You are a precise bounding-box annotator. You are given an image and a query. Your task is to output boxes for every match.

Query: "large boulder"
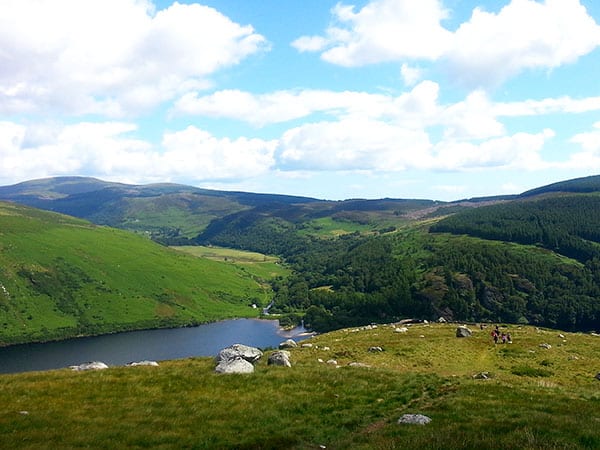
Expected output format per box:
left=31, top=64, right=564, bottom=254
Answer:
left=216, top=344, right=263, bottom=364
left=268, top=350, right=292, bottom=367
left=215, top=357, right=255, bottom=374
left=70, top=361, right=109, bottom=371
left=456, top=326, right=472, bottom=338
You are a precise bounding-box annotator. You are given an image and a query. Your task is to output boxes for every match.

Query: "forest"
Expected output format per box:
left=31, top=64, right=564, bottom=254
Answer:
left=195, top=203, right=600, bottom=332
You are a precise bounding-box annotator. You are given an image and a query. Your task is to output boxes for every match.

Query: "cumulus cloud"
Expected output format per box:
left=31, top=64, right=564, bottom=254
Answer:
left=292, top=0, right=451, bottom=66
left=294, top=0, right=600, bottom=87
left=0, top=121, right=276, bottom=185
left=0, top=0, right=267, bottom=117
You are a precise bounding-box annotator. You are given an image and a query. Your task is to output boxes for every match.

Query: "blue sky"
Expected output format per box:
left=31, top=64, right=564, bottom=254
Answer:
left=1, top=0, right=600, bottom=201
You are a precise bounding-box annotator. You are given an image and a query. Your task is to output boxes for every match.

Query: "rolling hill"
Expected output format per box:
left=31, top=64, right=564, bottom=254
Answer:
left=0, top=201, right=276, bottom=345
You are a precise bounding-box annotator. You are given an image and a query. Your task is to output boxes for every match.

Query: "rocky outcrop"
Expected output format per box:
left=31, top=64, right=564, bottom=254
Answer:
left=397, top=414, right=431, bottom=425
left=70, top=361, right=109, bottom=371
left=268, top=350, right=291, bottom=367
left=456, top=326, right=472, bottom=338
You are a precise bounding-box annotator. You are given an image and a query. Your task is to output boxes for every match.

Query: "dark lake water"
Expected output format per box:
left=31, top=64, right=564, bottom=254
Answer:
left=0, top=319, right=312, bottom=374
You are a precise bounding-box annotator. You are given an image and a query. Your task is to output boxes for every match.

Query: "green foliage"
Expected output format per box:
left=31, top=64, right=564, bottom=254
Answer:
left=0, top=202, right=266, bottom=345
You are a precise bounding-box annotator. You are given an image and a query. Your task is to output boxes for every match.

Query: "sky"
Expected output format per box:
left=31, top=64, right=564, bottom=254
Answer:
left=1, top=0, right=600, bottom=201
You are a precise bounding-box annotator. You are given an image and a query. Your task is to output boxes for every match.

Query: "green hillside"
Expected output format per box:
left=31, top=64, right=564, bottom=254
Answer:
left=0, top=202, right=273, bottom=345
left=0, top=323, right=598, bottom=449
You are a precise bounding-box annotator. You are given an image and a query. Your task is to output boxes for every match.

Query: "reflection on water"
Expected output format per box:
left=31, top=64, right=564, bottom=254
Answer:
left=0, top=319, right=312, bottom=374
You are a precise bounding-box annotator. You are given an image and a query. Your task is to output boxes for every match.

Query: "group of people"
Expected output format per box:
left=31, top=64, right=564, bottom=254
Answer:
left=490, top=325, right=511, bottom=344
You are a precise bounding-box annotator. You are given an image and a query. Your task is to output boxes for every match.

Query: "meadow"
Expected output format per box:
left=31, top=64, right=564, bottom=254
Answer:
left=1, top=323, right=598, bottom=449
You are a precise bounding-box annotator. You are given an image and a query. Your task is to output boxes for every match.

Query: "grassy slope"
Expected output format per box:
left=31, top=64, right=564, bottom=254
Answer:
left=0, top=202, right=272, bottom=345
left=0, top=323, right=598, bottom=449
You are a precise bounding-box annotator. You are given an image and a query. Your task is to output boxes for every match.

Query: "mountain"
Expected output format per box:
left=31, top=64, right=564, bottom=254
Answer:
left=0, top=177, right=444, bottom=242
left=0, top=201, right=273, bottom=345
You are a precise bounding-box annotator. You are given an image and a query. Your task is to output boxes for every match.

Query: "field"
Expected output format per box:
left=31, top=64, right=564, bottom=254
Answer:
left=1, top=323, right=598, bottom=449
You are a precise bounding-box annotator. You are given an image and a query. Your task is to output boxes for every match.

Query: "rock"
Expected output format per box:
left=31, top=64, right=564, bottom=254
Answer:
left=397, top=414, right=432, bottom=425
left=437, top=317, right=447, bottom=323
left=539, top=343, right=552, bottom=349
left=558, top=334, right=565, bottom=339
left=279, top=339, right=298, bottom=349
left=70, top=361, right=109, bottom=371
left=595, top=373, right=600, bottom=381
left=215, top=357, right=254, bottom=374
left=456, top=326, right=472, bottom=338
left=216, top=344, right=263, bottom=364
left=368, top=346, right=384, bottom=352
left=348, top=362, right=371, bottom=368
left=326, top=359, right=338, bottom=365
left=472, top=371, right=490, bottom=380
left=268, top=350, right=291, bottom=367
left=127, top=360, right=159, bottom=367
left=394, top=327, right=408, bottom=333
left=301, top=343, right=313, bottom=348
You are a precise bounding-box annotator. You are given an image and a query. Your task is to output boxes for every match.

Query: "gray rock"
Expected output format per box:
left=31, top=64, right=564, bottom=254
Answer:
left=70, top=361, right=109, bottom=371
left=268, top=350, right=291, bottom=367
left=456, top=326, right=472, bottom=338
left=348, top=362, right=371, bottom=368
left=472, top=371, right=490, bottom=380
left=437, top=317, right=447, bottom=323
left=539, top=343, right=552, bottom=349
left=398, top=414, right=432, bottom=425
left=279, top=339, right=298, bottom=349
left=215, top=357, right=255, bottom=374
left=368, top=346, right=384, bottom=352
left=216, top=344, right=263, bottom=364
left=127, top=360, right=159, bottom=367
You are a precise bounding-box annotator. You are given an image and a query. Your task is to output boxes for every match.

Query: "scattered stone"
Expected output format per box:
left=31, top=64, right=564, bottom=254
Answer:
left=326, top=359, right=338, bottom=365
left=348, top=362, right=371, bottom=368
left=317, top=358, right=324, bottom=363
left=215, top=357, right=254, bottom=374
left=127, top=360, right=159, bottom=367
left=397, top=414, right=432, bottom=425
left=568, top=355, right=580, bottom=361
left=419, top=335, right=425, bottom=338
left=394, top=327, right=408, bottom=333
left=279, top=339, right=298, bottom=349
left=558, top=334, right=565, bottom=339
left=539, top=343, right=552, bottom=349
left=18, top=411, right=29, bottom=415
left=437, top=317, right=447, bottom=323
left=456, top=326, right=472, bottom=338
left=301, top=343, right=313, bottom=348
left=70, top=361, right=109, bottom=371
left=268, top=350, right=291, bottom=367
left=322, top=346, right=330, bottom=351
left=472, top=371, right=491, bottom=380
left=368, top=346, right=384, bottom=352
left=216, top=344, right=263, bottom=364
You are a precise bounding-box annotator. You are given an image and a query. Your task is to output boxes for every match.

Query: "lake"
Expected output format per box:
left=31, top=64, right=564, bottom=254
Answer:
left=0, top=319, right=312, bottom=374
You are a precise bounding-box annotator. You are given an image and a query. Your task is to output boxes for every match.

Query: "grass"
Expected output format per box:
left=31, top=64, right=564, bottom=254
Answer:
left=0, top=323, right=598, bottom=449
left=0, top=202, right=271, bottom=345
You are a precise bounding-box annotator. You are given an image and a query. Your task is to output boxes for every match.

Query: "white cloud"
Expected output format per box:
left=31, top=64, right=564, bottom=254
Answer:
left=294, top=0, right=600, bottom=87
left=400, top=64, right=423, bottom=86
left=447, top=0, right=600, bottom=87
left=433, top=129, right=554, bottom=171
left=494, top=95, right=600, bottom=116
left=0, top=0, right=267, bottom=117
left=291, top=0, right=451, bottom=66
left=175, top=81, right=441, bottom=127
left=277, top=118, right=433, bottom=171
left=0, top=121, right=276, bottom=185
